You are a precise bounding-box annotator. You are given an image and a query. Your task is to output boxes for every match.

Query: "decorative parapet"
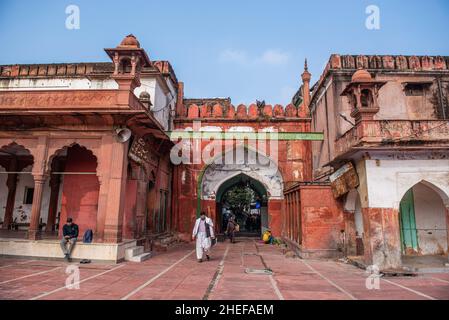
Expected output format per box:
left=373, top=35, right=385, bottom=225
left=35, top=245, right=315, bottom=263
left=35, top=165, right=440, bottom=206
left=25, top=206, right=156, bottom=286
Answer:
left=312, top=55, right=449, bottom=106
left=0, top=89, right=145, bottom=111
left=335, top=119, right=449, bottom=157
left=182, top=102, right=310, bottom=120
left=329, top=55, right=448, bottom=72
left=0, top=61, right=178, bottom=86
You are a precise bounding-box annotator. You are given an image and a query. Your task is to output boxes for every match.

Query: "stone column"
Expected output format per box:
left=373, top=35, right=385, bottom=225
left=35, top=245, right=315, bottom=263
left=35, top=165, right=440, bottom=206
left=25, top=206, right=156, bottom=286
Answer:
left=135, top=178, right=148, bottom=238
left=103, top=140, right=129, bottom=243
left=362, top=207, right=402, bottom=270
left=445, top=206, right=449, bottom=265
left=95, top=135, right=113, bottom=242
left=3, top=158, right=18, bottom=229
left=28, top=136, right=49, bottom=240
left=46, top=173, right=60, bottom=231
left=268, top=199, right=282, bottom=237
left=28, top=174, right=47, bottom=240
left=3, top=174, right=18, bottom=230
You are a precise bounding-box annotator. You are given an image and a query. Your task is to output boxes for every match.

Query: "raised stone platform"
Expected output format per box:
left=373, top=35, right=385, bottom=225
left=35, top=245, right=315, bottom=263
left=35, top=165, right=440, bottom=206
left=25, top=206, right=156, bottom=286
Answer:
left=0, top=238, right=138, bottom=263
left=283, top=237, right=342, bottom=259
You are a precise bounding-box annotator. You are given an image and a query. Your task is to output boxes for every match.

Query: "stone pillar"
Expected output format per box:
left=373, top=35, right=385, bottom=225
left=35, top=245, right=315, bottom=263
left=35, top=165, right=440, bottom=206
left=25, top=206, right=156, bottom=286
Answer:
left=445, top=206, right=449, bottom=264
left=135, top=178, right=148, bottom=238
left=46, top=173, right=60, bottom=231
left=362, top=207, right=402, bottom=270
left=102, top=140, right=129, bottom=243
left=28, top=174, right=47, bottom=240
left=28, top=136, right=48, bottom=240
left=268, top=199, right=282, bottom=237
left=3, top=158, right=18, bottom=229
left=3, top=172, right=18, bottom=230
left=95, top=136, right=113, bottom=242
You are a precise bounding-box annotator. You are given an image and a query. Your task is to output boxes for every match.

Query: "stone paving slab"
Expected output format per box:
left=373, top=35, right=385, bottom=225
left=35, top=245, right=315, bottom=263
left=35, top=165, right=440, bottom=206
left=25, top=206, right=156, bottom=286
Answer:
left=0, top=239, right=448, bottom=300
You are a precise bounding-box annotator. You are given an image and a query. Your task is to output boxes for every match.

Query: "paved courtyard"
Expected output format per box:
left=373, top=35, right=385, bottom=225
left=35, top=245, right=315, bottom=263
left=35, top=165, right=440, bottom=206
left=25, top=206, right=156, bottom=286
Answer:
left=0, top=238, right=448, bottom=300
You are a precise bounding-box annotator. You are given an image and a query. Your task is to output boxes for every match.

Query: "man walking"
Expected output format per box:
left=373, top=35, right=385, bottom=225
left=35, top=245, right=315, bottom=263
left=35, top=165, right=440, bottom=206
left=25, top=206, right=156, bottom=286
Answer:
left=60, top=217, right=79, bottom=262
left=192, top=212, right=215, bottom=263
left=226, top=215, right=238, bottom=243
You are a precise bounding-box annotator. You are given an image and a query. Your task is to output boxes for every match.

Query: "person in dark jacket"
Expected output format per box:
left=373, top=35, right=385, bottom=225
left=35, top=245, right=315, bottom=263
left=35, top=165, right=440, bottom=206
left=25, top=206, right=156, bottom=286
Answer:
left=226, top=216, right=237, bottom=244
left=60, top=218, right=79, bottom=262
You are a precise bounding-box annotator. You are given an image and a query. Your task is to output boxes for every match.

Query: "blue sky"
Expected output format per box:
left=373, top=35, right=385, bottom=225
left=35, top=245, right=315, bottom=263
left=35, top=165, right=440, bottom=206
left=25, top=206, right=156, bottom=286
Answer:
left=0, top=0, right=448, bottom=105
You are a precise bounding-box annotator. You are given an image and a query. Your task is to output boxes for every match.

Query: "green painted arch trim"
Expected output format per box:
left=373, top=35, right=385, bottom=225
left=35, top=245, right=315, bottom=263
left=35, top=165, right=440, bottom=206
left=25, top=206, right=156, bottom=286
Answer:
left=169, top=131, right=324, bottom=141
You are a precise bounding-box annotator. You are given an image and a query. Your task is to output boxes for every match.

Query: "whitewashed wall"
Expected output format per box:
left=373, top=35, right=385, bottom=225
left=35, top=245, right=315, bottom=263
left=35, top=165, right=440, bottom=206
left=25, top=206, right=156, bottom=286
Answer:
left=413, top=183, right=448, bottom=254
left=0, top=75, right=177, bottom=131
left=0, top=165, right=53, bottom=227
left=364, top=159, right=449, bottom=209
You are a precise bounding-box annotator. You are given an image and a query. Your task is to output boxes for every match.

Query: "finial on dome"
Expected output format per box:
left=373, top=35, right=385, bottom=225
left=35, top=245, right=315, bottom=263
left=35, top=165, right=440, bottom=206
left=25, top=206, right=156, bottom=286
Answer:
left=304, top=58, right=308, bottom=71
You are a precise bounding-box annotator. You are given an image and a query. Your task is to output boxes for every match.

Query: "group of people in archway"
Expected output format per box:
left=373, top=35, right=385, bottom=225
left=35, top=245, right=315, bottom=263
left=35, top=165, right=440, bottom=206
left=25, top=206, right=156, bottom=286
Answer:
left=222, top=210, right=261, bottom=235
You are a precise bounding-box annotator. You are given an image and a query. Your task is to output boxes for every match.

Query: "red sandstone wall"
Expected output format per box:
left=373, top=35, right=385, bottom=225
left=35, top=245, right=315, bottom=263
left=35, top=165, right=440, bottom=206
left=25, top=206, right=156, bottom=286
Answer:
left=172, top=103, right=312, bottom=240
left=299, top=185, right=345, bottom=256
left=122, top=179, right=137, bottom=239
left=268, top=200, right=282, bottom=237
left=146, top=153, right=172, bottom=234
left=183, top=103, right=309, bottom=119
left=59, top=145, right=99, bottom=239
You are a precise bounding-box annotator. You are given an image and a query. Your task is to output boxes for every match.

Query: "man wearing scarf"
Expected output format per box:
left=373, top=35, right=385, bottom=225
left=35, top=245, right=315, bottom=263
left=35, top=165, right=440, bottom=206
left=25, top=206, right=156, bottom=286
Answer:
left=192, top=211, right=215, bottom=262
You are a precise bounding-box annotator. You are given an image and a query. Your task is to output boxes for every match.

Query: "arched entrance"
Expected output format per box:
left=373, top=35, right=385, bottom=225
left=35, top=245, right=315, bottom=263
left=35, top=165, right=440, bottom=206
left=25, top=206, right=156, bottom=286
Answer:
left=0, top=143, right=34, bottom=236
left=47, top=144, right=99, bottom=238
left=200, top=146, right=284, bottom=236
left=399, top=181, right=449, bottom=260
left=216, top=173, right=268, bottom=236
left=344, top=189, right=364, bottom=256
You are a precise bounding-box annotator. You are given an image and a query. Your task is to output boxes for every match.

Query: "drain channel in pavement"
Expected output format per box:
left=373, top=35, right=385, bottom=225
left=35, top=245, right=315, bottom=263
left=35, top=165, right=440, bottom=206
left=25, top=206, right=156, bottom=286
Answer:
left=245, top=268, right=273, bottom=275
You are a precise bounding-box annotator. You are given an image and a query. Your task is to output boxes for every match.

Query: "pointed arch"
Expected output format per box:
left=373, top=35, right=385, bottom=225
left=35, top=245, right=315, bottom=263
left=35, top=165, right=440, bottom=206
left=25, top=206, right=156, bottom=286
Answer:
left=399, top=179, right=449, bottom=207
left=196, top=144, right=283, bottom=217
left=46, top=142, right=99, bottom=175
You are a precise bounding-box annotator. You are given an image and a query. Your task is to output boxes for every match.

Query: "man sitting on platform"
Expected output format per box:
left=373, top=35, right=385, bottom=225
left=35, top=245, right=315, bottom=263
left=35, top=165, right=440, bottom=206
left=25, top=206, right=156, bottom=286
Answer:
left=60, top=218, right=79, bottom=262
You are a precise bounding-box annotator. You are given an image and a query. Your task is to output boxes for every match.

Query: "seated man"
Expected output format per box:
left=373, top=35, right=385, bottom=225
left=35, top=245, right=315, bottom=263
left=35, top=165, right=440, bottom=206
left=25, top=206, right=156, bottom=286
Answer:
left=60, top=218, right=79, bottom=262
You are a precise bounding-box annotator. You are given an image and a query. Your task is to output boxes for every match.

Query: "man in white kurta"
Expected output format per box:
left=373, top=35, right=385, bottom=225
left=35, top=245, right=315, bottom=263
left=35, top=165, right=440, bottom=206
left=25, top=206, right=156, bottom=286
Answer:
left=192, top=212, right=215, bottom=262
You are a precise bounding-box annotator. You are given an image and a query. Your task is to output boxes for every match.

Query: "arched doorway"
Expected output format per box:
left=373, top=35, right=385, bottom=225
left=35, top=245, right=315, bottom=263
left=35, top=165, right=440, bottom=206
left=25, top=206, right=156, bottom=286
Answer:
left=0, top=143, right=34, bottom=236
left=354, top=194, right=364, bottom=256
left=344, top=189, right=364, bottom=257
left=47, top=144, right=99, bottom=238
left=200, top=146, right=284, bottom=236
left=216, top=173, right=268, bottom=237
left=399, top=181, right=449, bottom=261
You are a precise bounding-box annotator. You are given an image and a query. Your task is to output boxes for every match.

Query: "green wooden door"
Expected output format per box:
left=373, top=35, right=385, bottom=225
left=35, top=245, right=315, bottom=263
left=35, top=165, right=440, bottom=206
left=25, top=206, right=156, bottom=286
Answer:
left=399, top=189, right=419, bottom=253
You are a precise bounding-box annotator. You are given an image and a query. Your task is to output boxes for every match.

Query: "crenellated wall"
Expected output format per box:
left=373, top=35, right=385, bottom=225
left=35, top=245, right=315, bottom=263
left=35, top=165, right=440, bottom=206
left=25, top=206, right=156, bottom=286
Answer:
left=315, top=54, right=449, bottom=90
left=181, top=102, right=310, bottom=120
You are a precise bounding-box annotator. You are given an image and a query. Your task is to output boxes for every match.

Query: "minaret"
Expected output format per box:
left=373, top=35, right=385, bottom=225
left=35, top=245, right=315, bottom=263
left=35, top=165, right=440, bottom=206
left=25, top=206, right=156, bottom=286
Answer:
left=301, top=59, right=311, bottom=115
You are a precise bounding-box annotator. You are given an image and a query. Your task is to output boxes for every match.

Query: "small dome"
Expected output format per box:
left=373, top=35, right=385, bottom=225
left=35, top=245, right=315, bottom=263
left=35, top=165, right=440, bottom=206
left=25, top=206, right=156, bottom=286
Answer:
left=139, top=91, right=150, bottom=99
left=119, top=34, right=140, bottom=48
left=351, top=68, right=372, bottom=82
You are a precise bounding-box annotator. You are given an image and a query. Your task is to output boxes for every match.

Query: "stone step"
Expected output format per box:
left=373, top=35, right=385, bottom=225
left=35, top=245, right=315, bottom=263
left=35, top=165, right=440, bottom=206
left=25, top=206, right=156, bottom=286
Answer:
left=127, top=252, right=152, bottom=263
left=124, top=246, right=144, bottom=261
